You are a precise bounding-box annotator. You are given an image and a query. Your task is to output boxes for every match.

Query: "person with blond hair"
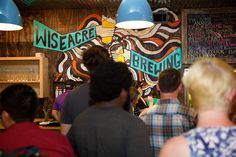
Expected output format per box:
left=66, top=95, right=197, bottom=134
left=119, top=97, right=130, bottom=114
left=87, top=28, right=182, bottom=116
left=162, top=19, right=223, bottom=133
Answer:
left=160, top=58, right=236, bottom=157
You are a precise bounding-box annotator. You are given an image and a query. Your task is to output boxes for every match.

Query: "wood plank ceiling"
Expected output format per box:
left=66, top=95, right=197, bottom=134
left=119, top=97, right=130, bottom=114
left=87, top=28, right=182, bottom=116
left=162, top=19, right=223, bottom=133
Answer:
left=14, top=0, right=236, bottom=13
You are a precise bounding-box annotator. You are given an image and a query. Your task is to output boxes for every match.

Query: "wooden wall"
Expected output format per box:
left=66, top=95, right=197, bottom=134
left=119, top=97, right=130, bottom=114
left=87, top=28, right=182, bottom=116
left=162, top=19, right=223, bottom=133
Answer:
left=1, top=6, right=235, bottom=120
left=0, top=8, right=116, bottom=99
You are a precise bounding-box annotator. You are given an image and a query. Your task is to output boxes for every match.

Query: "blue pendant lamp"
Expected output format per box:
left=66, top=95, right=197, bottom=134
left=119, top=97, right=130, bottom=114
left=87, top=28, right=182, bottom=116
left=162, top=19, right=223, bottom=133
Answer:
left=0, top=0, right=23, bottom=31
left=116, top=0, right=154, bottom=29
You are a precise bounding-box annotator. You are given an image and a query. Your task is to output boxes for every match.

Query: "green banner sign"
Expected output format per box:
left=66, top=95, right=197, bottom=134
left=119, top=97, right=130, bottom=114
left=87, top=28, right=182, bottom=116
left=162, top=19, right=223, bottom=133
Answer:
left=33, top=20, right=97, bottom=52
left=130, top=48, right=182, bottom=77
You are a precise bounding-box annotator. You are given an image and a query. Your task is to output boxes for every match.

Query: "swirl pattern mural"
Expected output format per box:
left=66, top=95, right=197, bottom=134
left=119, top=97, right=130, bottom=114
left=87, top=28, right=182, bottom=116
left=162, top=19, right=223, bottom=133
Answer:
left=54, top=8, right=182, bottom=97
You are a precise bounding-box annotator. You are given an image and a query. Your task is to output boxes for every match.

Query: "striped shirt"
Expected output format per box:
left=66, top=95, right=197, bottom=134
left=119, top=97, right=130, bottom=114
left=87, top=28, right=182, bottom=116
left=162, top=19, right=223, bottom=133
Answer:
left=139, top=99, right=196, bottom=157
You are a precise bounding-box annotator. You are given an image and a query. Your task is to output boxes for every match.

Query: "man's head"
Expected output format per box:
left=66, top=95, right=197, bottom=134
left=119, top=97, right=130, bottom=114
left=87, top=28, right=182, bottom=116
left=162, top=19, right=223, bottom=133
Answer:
left=183, top=58, right=236, bottom=112
left=158, top=68, right=182, bottom=93
left=90, top=61, right=132, bottom=110
left=65, top=79, right=76, bottom=91
left=82, top=45, right=110, bottom=74
left=0, top=84, right=39, bottom=126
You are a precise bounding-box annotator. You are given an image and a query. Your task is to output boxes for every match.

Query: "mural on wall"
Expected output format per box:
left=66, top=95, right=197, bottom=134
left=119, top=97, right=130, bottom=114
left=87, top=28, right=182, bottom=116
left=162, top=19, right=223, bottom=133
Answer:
left=109, top=8, right=181, bottom=96
left=33, top=8, right=181, bottom=97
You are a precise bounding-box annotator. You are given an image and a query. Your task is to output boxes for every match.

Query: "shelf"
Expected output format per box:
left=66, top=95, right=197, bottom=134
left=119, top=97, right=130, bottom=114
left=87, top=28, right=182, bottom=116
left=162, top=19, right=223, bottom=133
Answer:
left=0, top=81, right=40, bottom=84
left=0, top=56, right=49, bottom=98
left=0, top=57, right=44, bottom=61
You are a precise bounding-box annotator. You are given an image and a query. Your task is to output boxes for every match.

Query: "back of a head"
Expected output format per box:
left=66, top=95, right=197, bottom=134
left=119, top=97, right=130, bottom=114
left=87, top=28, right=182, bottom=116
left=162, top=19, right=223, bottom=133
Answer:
left=82, top=45, right=110, bottom=73
left=65, top=79, right=76, bottom=90
left=158, top=68, right=181, bottom=93
left=0, top=84, right=39, bottom=122
left=90, top=61, right=132, bottom=103
left=183, top=58, right=236, bottom=112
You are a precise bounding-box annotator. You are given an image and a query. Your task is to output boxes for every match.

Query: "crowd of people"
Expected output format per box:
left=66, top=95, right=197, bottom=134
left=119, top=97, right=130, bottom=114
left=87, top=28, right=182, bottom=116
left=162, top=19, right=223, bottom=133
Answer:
left=0, top=45, right=236, bottom=157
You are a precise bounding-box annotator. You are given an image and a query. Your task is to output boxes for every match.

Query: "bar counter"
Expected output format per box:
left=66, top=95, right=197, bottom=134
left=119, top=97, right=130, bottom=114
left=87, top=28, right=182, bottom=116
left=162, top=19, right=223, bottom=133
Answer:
left=0, top=118, right=60, bottom=132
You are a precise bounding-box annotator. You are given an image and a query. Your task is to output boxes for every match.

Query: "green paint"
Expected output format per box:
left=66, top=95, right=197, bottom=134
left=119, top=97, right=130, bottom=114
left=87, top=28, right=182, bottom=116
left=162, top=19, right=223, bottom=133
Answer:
left=146, top=98, right=158, bottom=106
left=22, top=0, right=34, bottom=6
left=130, top=48, right=182, bottom=77
left=33, top=20, right=97, bottom=52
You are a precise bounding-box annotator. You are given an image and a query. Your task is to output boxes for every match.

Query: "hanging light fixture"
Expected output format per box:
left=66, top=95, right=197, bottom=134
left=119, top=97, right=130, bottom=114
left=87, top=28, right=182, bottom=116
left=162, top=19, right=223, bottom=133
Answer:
left=0, top=0, right=23, bottom=31
left=116, top=0, right=154, bottom=29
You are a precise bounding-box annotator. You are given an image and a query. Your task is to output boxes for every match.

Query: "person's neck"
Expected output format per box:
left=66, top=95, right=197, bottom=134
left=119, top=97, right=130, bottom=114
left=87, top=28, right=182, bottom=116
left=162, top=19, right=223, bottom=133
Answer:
left=95, top=99, right=122, bottom=108
left=160, top=93, right=178, bottom=100
left=197, top=110, right=234, bottom=128
left=3, top=119, right=15, bottom=129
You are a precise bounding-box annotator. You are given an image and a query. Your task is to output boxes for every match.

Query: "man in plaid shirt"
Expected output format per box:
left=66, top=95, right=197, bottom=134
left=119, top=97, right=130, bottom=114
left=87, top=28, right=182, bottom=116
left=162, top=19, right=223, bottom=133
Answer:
left=139, top=68, right=196, bottom=157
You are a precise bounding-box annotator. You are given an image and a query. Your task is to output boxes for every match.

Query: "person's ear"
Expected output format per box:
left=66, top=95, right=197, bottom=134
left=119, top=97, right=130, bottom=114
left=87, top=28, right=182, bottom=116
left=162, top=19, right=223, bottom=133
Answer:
left=177, top=83, right=183, bottom=92
left=2, top=110, right=10, bottom=120
left=119, top=89, right=129, bottom=110
left=1, top=110, right=14, bottom=128
left=156, top=84, right=160, bottom=91
left=120, top=89, right=127, bottom=99
left=227, top=89, right=236, bottom=104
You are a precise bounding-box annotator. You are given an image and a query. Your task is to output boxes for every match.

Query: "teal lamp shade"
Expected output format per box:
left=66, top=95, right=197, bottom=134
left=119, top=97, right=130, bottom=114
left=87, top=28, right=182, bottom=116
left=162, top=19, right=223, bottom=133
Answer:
left=116, top=0, right=154, bottom=29
left=0, top=0, right=23, bottom=31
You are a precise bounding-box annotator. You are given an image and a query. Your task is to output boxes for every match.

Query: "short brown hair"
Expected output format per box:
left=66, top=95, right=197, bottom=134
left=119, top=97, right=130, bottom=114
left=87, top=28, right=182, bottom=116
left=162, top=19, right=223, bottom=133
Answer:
left=158, top=68, right=181, bottom=93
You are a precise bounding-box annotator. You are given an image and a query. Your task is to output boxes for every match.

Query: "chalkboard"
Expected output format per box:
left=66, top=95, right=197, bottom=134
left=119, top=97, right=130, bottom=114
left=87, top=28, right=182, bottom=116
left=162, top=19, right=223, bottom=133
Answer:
left=182, top=8, right=236, bottom=63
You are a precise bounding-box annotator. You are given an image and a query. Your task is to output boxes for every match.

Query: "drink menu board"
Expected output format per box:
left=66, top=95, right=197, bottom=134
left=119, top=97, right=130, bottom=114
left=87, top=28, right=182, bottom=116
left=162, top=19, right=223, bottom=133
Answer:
left=182, top=8, right=236, bottom=63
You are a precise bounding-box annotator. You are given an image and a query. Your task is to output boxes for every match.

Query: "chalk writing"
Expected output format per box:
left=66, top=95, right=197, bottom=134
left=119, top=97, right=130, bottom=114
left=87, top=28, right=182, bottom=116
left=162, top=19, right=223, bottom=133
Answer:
left=185, top=11, right=236, bottom=62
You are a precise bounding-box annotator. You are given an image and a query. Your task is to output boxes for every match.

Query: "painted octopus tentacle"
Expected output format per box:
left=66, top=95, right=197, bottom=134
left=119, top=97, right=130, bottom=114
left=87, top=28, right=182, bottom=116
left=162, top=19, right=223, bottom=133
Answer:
left=58, top=53, right=68, bottom=73
left=128, top=36, right=180, bottom=55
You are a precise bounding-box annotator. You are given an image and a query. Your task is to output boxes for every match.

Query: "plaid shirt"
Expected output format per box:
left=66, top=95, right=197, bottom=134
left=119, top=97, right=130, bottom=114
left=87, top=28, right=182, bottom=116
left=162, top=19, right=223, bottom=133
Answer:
left=139, top=99, right=196, bottom=157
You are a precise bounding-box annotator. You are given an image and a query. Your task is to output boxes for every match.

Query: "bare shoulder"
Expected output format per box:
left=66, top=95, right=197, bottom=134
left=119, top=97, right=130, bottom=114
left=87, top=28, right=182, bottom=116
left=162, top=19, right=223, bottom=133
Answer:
left=159, top=136, right=190, bottom=157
